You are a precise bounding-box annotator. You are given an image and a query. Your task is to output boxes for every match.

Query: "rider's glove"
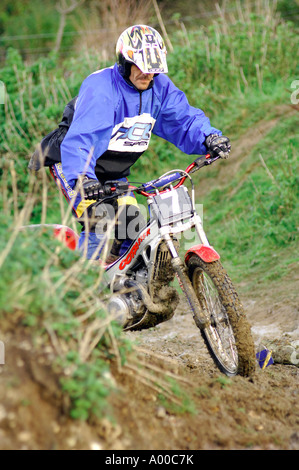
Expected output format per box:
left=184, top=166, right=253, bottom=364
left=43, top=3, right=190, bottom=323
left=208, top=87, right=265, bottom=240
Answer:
left=81, top=177, right=104, bottom=200
left=205, top=134, right=231, bottom=159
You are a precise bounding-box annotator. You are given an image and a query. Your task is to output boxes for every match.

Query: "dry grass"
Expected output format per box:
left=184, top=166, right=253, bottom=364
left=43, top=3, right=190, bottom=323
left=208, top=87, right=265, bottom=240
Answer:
left=71, top=0, right=153, bottom=62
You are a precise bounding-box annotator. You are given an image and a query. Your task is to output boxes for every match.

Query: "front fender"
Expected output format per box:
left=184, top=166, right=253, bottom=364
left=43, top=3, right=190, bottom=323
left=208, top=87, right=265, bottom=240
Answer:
left=185, top=244, right=220, bottom=264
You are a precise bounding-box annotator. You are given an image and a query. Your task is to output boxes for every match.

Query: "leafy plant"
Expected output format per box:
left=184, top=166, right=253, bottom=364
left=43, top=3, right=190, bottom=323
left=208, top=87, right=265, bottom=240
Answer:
left=0, top=176, right=129, bottom=421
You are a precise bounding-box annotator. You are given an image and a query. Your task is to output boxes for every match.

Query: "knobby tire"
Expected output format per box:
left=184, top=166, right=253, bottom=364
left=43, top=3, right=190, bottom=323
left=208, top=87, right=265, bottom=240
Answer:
left=186, top=255, right=256, bottom=377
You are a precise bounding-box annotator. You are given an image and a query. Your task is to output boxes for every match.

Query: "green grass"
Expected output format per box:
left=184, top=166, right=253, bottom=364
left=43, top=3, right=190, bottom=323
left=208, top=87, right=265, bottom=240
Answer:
left=158, top=377, right=198, bottom=415
left=200, top=115, right=299, bottom=288
left=0, top=204, right=128, bottom=420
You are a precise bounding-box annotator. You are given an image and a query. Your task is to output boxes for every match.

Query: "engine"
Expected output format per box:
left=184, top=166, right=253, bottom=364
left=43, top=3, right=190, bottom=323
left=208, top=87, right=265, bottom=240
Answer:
left=107, top=270, right=148, bottom=327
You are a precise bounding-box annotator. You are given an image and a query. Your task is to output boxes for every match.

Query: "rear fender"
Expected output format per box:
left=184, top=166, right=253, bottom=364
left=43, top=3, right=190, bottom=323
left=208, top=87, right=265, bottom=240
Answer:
left=53, top=225, right=78, bottom=251
left=185, top=244, right=220, bottom=264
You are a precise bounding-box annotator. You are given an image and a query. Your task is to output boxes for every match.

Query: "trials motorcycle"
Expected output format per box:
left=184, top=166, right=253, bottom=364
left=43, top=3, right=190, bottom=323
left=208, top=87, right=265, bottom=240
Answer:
left=57, top=154, right=256, bottom=377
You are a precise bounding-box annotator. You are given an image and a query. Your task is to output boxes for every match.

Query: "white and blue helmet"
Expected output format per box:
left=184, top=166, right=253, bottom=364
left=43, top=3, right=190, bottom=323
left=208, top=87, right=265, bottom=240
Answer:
left=116, top=25, right=168, bottom=78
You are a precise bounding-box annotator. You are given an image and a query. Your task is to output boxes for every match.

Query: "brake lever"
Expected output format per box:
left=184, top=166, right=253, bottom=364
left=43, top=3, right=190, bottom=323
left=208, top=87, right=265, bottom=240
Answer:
left=191, top=154, right=219, bottom=172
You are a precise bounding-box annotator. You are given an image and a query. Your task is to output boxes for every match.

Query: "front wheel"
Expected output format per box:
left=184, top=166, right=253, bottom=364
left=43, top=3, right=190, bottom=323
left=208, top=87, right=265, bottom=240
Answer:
left=186, top=255, right=256, bottom=377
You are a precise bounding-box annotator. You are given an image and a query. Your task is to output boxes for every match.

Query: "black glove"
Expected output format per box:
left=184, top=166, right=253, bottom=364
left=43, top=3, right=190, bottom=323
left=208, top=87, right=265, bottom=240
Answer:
left=205, top=134, right=231, bottom=159
left=81, top=177, right=104, bottom=200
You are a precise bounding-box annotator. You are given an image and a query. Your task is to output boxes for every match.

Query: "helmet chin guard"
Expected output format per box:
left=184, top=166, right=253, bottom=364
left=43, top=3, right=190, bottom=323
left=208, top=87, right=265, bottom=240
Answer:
left=116, top=25, right=168, bottom=77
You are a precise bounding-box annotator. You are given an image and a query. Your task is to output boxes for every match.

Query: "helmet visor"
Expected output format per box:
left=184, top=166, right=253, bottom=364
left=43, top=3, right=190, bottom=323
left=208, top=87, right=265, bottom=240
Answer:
left=124, top=45, right=168, bottom=74
left=143, top=45, right=167, bottom=73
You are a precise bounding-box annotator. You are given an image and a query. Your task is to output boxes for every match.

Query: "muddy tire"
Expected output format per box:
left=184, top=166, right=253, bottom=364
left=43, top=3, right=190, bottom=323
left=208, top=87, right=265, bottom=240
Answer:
left=187, top=255, right=256, bottom=377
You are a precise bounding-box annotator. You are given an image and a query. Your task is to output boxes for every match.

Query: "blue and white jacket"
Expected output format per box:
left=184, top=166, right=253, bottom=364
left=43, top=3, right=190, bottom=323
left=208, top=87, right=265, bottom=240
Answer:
left=61, top=63, right=221, bottom=188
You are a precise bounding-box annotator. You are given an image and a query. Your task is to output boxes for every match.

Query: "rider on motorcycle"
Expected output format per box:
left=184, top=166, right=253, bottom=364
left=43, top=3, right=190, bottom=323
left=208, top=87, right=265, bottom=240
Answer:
left=51, top=25, right=231, bottom=262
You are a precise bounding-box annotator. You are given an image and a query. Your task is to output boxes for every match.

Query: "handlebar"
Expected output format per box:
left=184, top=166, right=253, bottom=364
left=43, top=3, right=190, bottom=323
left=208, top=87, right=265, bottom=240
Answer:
left=130, top=154, right=220, bottom=197
left=93, top=154, right=219, bottom=201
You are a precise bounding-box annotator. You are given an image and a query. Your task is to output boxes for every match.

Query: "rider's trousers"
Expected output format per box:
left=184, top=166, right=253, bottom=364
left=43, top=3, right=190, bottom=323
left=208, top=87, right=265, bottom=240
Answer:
left=49, top=163, right=145, bottom=260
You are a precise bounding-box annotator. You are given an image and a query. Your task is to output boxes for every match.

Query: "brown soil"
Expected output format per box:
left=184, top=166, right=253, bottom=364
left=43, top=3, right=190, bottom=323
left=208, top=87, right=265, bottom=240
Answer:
left=0, top=108, right=298, bottom=450
left=0, top=287, right=298, bottom=451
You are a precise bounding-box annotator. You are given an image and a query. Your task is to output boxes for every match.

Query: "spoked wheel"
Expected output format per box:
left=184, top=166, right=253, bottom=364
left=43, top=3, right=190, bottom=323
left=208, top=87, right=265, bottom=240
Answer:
left=186, top=255, right=256, bottom=377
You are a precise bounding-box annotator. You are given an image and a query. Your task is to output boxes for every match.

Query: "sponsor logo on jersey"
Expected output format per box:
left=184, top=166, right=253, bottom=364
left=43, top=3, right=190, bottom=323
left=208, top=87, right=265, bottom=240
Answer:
left=109, top=113, right=156, bottom=153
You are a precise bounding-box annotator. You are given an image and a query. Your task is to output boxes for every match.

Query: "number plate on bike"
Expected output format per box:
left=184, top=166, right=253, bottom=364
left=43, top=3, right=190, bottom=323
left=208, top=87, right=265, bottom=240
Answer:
left=151, top=187, right=193, bottom=226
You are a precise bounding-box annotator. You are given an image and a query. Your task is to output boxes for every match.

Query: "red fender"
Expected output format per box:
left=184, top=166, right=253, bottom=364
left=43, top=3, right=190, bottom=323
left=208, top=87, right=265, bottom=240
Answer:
left=53, top=225, right=78, bottom=251
left=185, top=244, right=220, bottom=263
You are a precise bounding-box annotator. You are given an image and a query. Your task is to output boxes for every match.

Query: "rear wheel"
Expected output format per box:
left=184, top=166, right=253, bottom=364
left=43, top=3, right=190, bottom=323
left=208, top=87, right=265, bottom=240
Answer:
left=186, top=255, right=256, bottom=377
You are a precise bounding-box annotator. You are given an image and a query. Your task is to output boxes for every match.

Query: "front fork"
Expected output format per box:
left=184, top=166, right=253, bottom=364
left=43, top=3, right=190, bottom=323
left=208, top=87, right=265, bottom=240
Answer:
left=162, top=233, right=210, bottom=329
left=186, top=213, right=220, bottom=263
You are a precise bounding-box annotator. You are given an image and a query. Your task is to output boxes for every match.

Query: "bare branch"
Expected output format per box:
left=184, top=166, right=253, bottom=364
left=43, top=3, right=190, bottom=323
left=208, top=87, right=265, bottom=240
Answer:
left=54, top=0, right=85, bottom=53
left=56, top=0, right=85, bottom=15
